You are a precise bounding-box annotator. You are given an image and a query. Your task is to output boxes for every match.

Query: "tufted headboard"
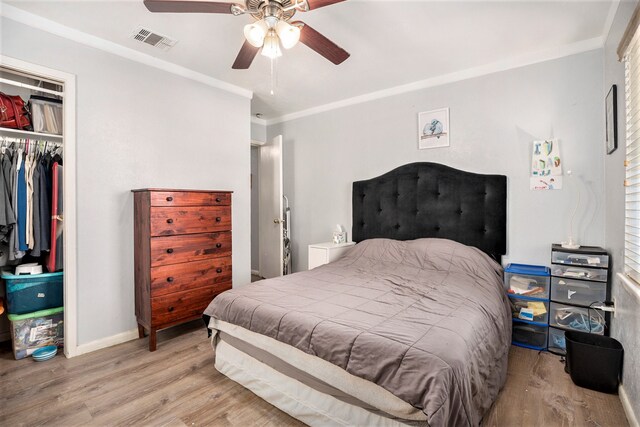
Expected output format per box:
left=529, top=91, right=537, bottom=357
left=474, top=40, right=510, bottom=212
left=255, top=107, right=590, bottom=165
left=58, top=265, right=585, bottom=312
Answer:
left=352, top=162, right=507, bottom=261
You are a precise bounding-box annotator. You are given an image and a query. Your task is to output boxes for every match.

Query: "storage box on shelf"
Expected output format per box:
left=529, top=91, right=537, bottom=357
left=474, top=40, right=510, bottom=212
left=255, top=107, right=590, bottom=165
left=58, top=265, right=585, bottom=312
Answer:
left=2, top=271, right=63, bottom=315
left=548, top=244, right=610, bottom=355
left=7, top=307, right=64, bottom=359
left=505, top=264, right=550, bottom=351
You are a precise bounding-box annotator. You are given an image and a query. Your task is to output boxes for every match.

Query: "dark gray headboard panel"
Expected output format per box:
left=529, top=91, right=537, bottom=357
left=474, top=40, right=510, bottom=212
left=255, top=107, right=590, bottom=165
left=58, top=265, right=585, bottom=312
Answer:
left=352, top=162, right=507, bottom=260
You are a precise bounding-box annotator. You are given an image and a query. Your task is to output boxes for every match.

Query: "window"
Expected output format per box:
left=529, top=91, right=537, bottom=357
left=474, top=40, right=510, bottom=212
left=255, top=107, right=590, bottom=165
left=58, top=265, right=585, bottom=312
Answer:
left=624, top=16, right=640, bottom=283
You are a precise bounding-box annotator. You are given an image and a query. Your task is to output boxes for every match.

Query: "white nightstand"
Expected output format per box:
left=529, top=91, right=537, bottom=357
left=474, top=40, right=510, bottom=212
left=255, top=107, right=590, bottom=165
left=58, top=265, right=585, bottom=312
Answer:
left=308, top=242, right=356, bottom=270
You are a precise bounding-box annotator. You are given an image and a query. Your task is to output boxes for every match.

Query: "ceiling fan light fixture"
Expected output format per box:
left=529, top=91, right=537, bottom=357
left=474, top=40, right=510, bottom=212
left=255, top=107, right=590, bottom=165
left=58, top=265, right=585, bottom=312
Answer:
left=243, top=20, right=268, bottom=47
left=276, top=21, right=300, bottom=49
left=261, top=29, right=283, bottom=59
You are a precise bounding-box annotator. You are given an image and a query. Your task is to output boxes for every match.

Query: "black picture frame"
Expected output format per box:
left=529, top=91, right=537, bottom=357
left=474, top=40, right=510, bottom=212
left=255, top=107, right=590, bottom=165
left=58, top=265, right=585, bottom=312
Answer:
left=606, top=85, right=618, bottom=155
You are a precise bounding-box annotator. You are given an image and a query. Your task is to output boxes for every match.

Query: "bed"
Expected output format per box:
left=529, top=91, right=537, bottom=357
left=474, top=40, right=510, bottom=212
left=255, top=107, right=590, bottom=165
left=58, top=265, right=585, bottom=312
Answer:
left=204, top=162, right=510, bottom=426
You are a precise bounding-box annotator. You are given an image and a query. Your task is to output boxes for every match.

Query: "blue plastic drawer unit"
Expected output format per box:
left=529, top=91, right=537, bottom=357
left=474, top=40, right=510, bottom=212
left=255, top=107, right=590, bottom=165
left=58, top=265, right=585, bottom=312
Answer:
left=512, top=320, right=548, bottom=350
left=2, top=272, right=64, bottom=315
left=505, top=264, right=551, bottom=299
left=505, top=264, right=550, bottom=351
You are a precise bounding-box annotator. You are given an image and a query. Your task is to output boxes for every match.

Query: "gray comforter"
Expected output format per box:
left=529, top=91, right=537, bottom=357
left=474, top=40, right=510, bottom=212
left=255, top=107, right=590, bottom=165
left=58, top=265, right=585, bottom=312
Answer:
left=205, top=238, right=511, bottom=426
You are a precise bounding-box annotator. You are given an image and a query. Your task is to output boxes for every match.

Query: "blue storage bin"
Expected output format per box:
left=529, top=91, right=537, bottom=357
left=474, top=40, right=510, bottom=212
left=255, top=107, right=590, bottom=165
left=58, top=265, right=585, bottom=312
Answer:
left=505, top=263, right=550, bottom=299
left=3, top=271, right=64, bottom=315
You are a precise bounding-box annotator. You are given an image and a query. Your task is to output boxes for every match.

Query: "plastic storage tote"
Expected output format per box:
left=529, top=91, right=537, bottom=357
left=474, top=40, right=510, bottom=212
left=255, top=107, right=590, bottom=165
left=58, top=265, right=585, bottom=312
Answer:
left=512, top=320, right=548, bottom=350
left=29, top=96, right=63, bottom=135
left=2, top=271, right=64, bottom=315
left=550, top=277, right=607, bottom=307
left=549, top=302, right=605, bottom=335
left=508, top=295, right=549, bottom=323
left=7, top=307, right=64, bottom=359
left=565, top=331, right=623, bottom=393
left=505, top=264, right=551, bottom=299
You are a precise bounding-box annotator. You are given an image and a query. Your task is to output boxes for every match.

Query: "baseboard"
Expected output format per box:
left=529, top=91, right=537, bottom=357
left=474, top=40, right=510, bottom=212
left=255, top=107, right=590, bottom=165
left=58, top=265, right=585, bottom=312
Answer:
left=620, top=384, right=639, bottom=427
left=72, top=328, right=139, bottom=357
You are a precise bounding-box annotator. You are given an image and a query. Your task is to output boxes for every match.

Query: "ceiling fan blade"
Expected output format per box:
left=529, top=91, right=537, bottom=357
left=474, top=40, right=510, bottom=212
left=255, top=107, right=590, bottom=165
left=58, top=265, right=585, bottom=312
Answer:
left=232, top=41, right=260, bottom=69
left=294, top=21, right=350, bottom=65
left=144, top=0, right=236, bottom=13
left=305, top=0, right=346, bottom=10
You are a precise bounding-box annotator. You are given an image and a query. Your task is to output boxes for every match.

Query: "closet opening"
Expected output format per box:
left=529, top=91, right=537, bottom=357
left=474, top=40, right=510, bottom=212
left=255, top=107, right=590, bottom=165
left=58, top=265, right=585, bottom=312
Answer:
left=0, top=56, right=77, bottom=358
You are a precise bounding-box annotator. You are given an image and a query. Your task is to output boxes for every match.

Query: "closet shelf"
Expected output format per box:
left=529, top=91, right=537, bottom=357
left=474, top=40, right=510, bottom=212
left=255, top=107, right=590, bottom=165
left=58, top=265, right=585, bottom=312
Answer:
left=0, top=127, right=63, bottom=141
left=0, top=77, right=64, bottom=97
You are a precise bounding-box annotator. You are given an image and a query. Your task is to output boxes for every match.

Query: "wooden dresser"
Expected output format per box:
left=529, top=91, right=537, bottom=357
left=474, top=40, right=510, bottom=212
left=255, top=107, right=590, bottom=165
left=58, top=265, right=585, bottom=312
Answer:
left=132, top=189, right=233, bottom=351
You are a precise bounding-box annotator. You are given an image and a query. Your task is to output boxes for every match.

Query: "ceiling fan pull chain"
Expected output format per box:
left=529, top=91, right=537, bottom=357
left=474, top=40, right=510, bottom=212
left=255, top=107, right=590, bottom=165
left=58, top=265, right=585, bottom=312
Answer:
left=270, top=57, right=276, bottom=95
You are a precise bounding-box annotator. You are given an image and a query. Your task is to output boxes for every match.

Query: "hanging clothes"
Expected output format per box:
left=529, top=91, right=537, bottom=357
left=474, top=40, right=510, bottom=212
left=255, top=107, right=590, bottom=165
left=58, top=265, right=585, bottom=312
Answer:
left=31, top=151, right=42, bottom=257
left=16, top=150, right=28, bottom=252
left=0, top=138, right=62, bottom=267
left=37, top=156, right=50, bottom=251
left=47, top=162, right=62, bottom=272
left=0, top=149, right=16, bottom=243
left=9, top=148, right=23, bottom=260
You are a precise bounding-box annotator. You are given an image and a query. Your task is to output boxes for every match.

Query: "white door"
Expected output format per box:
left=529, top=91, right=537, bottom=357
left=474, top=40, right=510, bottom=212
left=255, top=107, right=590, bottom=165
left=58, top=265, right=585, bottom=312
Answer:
left=259, top=135, right=283, bottom=279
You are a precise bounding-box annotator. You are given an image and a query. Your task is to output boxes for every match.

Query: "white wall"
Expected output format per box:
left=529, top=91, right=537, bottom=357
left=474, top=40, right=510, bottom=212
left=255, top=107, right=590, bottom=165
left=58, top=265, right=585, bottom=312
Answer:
left=1, top=17, right=252, bottom=346
left=603, top=1, right=640, bottom=422
left=251, top=121, right=267, bottom=143
left=269, top=51, right=605, bottom=272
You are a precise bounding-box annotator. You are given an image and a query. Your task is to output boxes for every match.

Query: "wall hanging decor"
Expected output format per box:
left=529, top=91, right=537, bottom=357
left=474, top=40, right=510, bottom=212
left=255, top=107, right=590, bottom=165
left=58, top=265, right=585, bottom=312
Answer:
left=530, top=139, right=562, bottom=190
left=418, top=108, right=449, bottom=149
left=606, top=85, right=618, bottom=155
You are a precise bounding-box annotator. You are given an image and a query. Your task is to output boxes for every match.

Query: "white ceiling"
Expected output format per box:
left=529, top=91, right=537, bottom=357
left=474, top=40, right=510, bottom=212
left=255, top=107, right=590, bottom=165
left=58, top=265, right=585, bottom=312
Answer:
left=5, top=0, right=616, bottom=120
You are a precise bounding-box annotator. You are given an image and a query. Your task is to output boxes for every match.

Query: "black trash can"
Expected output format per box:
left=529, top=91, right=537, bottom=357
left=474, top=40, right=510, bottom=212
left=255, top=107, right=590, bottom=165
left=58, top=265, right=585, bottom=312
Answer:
left=565, top=331, right=623, bottom=393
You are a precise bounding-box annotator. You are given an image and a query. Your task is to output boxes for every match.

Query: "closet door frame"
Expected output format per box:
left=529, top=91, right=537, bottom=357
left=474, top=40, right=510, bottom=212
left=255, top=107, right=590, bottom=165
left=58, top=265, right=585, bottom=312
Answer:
left=1, top=55, right=78, bottom=358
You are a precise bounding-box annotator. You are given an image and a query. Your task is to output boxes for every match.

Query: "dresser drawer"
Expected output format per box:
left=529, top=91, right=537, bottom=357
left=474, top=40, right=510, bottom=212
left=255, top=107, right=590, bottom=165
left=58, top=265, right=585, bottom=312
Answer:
left=150, top=257, right=232, bottom=297
left=551, top=276, right=607, bottom=307
left=151, top=232, right=231, bottom=267
left=151, top=285, right=224, bottom=326
left=150, top=206, right=231, bottom=236
left=150, top=191, right=231, bottom=207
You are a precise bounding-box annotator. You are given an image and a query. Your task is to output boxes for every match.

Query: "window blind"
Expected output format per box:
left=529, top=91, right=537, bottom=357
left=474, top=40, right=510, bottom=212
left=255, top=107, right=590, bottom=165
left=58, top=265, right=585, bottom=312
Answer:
left=625, top=28, right=640, bottom=283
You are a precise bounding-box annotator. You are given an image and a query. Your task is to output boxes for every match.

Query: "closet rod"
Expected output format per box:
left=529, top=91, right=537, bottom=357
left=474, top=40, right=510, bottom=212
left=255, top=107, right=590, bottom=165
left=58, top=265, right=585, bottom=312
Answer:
left=0, top=77, right=64, bottom=97
left=0, top=136, right=63, bottom=145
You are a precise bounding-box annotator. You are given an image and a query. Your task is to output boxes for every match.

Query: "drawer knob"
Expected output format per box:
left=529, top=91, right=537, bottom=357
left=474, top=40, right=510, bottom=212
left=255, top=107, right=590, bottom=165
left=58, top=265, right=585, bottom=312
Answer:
left=215, top=217, right=222, bottom=222
left=216, top=268, right=223, bottom=274
left=168, top=306, right=174, bottom=312
left=216, top=243, right=222, bottom=248
left=166, top=248, right=174, bottom=254
left=167, top=277, right=174, bottom=282
left=215, top=197, right=221, bottom=203
left=167, top=219, right=174, bottom=224
left=166, top=196, right=173, bottom=202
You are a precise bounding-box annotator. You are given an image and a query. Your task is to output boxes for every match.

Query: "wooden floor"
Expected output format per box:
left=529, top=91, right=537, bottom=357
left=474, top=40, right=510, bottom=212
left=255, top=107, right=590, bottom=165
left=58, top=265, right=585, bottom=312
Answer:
left=0, top=321, right=629, bottom=427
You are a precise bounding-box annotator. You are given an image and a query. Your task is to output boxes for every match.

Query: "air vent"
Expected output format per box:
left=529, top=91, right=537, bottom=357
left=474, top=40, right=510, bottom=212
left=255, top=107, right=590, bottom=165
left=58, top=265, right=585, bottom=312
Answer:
left=130, top=27, right=177, bottom=51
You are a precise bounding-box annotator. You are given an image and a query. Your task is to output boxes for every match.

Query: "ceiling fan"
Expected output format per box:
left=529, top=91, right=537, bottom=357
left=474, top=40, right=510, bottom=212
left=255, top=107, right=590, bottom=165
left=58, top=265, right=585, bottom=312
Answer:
left=143, top=0, right=350, bottom=69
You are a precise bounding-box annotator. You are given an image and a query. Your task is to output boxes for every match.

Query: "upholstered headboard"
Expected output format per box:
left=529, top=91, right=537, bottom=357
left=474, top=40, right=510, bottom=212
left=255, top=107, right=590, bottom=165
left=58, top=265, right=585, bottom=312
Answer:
left=352, top=162, right=507, bottom=261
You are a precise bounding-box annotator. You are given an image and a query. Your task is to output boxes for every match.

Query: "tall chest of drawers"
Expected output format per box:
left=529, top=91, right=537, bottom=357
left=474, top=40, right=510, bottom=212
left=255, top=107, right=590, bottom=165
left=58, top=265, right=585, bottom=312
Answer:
left=132, top=189, right=233, bottom=351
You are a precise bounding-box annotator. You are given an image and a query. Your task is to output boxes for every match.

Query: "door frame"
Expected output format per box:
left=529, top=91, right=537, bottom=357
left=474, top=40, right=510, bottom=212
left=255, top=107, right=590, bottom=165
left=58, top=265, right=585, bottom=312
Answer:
left=250, top=139, right=264, bottom=277
left=0, top=55, right=78, bottom=357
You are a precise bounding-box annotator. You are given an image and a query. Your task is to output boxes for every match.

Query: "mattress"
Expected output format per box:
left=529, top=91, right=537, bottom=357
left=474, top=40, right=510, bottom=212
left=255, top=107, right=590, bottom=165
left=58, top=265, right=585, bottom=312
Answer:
left=210, top=318, right=428, bottom=423
left=205, top=238, right=511, bottom=426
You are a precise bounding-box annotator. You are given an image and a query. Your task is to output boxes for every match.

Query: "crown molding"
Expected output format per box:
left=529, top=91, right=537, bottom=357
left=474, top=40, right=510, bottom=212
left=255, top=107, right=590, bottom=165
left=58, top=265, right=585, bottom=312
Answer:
left=264, top=36, right=604, bottom=125
left=0, top=4, right=253, bottom=100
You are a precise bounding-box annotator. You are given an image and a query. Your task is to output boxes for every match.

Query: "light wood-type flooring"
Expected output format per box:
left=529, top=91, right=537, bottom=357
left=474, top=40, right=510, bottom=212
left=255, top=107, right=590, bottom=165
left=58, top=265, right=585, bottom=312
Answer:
left=0, top=320, right=629, bottom=426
